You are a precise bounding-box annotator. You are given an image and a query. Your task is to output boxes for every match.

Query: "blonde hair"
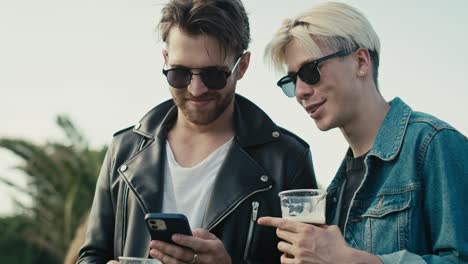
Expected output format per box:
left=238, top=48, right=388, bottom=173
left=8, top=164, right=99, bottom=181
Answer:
left=265, top=2, right=381, bottom=84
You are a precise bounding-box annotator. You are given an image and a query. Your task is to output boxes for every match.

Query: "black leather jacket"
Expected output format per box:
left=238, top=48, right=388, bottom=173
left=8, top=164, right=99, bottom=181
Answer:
left=78, top=94, right=317, bottom=264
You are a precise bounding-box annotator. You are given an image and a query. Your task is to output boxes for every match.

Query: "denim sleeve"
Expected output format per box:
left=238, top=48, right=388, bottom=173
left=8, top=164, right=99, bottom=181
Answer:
left=377, top=249, right=466, bottom=263
left=378, top=250, right=426, bottom=263
left=378, top=129, right=468, bottom=264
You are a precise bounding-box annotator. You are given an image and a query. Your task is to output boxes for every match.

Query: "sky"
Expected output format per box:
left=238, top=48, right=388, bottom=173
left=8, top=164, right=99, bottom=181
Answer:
left=1, top=0, right=467, bottom=215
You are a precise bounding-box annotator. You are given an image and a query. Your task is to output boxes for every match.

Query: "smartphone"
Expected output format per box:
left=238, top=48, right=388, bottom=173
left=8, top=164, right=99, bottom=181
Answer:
left=145, top=213, right=192, bottom=245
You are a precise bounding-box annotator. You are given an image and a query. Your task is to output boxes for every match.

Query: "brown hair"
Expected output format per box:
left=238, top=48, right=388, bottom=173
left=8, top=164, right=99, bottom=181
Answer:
left=158, top=0, right=250, bottom=56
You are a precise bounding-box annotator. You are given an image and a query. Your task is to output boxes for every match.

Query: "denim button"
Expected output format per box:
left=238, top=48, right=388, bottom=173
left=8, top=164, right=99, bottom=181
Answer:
left=272, top=131, right=280, bottom=138
left=260, top=175, right=268, bottom=182
left=120, top=165, right=128, bottom=172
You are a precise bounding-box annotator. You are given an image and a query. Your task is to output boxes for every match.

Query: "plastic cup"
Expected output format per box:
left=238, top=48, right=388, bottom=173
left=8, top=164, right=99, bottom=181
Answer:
left=118, top=256, right=162, bottom=264
left=278, top=189, right=326, bottom=224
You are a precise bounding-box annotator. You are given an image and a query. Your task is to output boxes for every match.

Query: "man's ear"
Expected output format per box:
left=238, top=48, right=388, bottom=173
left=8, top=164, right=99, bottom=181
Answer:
left=356, top=48, right=371, bottom=78
left=236, top=51, right=251, bottom=80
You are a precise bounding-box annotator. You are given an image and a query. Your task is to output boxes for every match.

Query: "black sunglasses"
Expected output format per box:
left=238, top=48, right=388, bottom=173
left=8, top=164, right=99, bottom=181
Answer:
left=277, top=49, right=357, bottom=97
left=162, top=55, right=243, bottom=90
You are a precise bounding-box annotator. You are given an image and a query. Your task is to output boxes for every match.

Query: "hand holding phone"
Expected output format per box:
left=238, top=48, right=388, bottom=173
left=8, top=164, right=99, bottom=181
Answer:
left=145, top=213, right=192, bottom=245
left=147, top=216, right=232, bottom=264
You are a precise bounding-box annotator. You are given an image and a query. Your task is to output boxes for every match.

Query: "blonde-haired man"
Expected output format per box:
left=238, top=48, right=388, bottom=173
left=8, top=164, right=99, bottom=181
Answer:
left=259, top=2, right=467, bottom=263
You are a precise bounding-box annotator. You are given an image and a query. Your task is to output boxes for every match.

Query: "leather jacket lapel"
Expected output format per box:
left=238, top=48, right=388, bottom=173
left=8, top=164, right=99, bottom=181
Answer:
left=119, top=103, right=177, bottom=215
left=118, top=138, right=165, bottom=215
left=203, top=140, right=273, bottom=230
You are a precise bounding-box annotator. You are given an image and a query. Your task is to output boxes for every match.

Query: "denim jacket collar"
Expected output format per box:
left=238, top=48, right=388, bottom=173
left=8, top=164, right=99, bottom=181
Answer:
left=369, top=97, right=412, bottom=161
left=327, top=97, right=412, bottom=192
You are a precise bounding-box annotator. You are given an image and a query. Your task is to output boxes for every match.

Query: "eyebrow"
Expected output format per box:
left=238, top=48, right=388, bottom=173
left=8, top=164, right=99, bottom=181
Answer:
left=287, top=57, right=318, bottom=75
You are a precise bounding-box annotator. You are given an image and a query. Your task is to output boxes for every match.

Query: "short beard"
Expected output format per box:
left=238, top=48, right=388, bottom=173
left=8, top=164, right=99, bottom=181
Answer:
left=177, top=92, right=234, bottom=125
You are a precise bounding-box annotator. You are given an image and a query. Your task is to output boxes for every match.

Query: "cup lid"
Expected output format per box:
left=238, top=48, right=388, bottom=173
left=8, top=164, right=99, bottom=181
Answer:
left=278, top=189, right=326, bottom=197
left=118, top=256, right=161, bottom=263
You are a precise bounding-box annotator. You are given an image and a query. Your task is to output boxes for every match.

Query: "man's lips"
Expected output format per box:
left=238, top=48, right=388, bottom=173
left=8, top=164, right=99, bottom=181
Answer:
left=304, top=99, right=326, bottom=115
left=186, top=96, right=215, bottom=106
left=186, top=95, right=215, bottom=101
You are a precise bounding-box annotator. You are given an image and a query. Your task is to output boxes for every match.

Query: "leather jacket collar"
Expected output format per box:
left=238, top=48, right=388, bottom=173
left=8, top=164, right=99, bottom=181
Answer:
left=132, top=94, right=281, bottom=147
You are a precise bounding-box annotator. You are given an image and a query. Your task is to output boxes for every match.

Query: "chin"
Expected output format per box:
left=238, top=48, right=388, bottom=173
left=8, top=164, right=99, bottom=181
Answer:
left=183, top=106, right=227, bottom=125
left=316, top=125, right=333, bottom=132
left=185, top=112, right=218, bottom=125
left=314, top=119, right=334, bottom=132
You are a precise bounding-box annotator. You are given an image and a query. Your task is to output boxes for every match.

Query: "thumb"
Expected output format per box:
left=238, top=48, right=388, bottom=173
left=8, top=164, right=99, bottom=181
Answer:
left=192, top=228, right=217, bottom=240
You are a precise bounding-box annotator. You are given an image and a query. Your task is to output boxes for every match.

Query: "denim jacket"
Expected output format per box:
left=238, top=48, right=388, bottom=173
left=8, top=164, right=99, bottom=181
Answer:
left=326, top=97, right=468, bottom=263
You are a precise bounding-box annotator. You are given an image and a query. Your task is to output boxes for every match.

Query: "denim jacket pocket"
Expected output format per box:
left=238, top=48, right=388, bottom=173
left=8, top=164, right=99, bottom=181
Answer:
left=360, top=191, right=411, bottom=255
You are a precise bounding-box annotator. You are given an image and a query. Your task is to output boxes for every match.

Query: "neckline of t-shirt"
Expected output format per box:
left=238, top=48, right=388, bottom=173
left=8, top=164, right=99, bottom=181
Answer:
left=166, top=136, right=234, bottom=170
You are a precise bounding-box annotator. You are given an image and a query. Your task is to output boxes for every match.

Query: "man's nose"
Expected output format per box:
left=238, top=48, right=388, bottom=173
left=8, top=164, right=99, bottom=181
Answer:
left=187, top=74, right=209, bottom=96
left=295, top=77, right=314, bottom=101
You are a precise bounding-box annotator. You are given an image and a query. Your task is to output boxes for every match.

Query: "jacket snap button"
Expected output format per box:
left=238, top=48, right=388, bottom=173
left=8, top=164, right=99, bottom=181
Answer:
left=134, top=123, right=141, bottom=129
left=120, top=165, right=128, bottom=172
left=272, top=131, right=280, bottom=138
left=260, top=175, right=268, bottom=182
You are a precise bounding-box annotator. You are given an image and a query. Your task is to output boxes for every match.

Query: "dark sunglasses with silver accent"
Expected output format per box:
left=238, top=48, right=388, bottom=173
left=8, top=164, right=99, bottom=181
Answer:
left=277, top=48, right=357, bottom=97
left=162, top=54, right=243, bottom=90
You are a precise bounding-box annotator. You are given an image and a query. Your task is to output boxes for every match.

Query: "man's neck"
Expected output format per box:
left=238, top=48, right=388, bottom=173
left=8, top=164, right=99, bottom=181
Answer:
left=167, top=102, right=235, bottom=167
left=340, top=92, right=390, bottom=157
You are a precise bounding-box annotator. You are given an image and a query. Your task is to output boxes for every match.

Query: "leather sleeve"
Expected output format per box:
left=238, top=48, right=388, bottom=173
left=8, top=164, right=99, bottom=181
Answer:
left=289, top=148, right=318, bottom=190
left=77, top=147, right=117, bottom=264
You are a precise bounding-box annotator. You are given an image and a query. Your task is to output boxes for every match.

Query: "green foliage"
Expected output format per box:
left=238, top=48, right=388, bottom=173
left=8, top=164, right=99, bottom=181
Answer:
left=0, top=216, right=58, bottom=264
left=0, top=115, right=107, bottom=262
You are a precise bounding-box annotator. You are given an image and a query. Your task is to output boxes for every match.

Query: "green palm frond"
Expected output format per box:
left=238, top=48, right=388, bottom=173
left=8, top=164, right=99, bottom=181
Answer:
left=0, top=114, right=107, bottom=261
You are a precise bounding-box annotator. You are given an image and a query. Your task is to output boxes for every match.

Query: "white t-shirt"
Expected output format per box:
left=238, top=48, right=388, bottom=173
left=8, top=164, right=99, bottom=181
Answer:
left=161, top=137, right=234, bottom=229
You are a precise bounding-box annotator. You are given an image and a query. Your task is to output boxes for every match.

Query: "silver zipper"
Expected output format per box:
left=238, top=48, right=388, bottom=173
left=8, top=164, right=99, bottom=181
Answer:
left=138, top=138, right=147, bottom=151
left=251, top=201, right=259, bottom=221
left=121, top=184, right=129, bottom=253
left=244, top=201, right=259, bottom=261
left=207, top=185, right=272, bottom=231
